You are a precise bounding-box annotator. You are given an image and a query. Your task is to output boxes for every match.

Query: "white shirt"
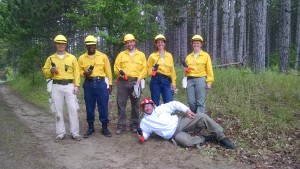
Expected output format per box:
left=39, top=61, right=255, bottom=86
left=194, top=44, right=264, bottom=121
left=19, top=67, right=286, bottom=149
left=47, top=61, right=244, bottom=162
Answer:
left=140, top=101, right=189, bottom=140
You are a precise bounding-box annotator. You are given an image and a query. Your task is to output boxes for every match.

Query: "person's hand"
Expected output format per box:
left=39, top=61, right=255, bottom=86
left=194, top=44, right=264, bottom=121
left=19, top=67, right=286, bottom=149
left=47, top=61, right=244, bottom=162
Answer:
left=136, top=78, right=141, bottom=85
left=206, top=84, right=212, bottom=90
left=136, top=132, right=144, bottom=143
left=73, top=86, right=79, bottom=94
left=186, top=109, right=196, bottom=119
left=83, top=70, right=92, bottom=77
left=50, top=67, right=58, bottom=74
left=108, top=85, right=112, bottom=94
left=171, top=85, right=176, bottom=91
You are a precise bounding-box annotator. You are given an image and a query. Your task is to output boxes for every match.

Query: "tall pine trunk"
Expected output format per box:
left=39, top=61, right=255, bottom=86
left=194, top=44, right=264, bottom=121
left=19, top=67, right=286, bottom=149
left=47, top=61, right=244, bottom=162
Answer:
left=238, top=0, right=246, bottom=63
left=222, top=0, right=230, bottom=63
left=180, top=9, right=188, bottom=64
left=295, top=0, right=300, bottom=70
left=228, top=0, right=236, bottom=63
left=194, top=0, right=202, bottom=34
left=251, top=0, right=267, bottom=72
left=206, top=0, right=211, bottom=54
left=212, top=0, right=218, bottom=63
left=280, top=0, right=291, bottom=73
left=158, top=5, right=166, bottom=34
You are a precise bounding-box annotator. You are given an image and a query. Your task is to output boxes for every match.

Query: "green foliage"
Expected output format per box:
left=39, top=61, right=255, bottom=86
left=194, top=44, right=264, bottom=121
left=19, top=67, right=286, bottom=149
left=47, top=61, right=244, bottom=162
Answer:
left=18, top=44, right=41, bottom=75
left=7, top=73, right=49, bottom=108
left=66, top=0, right=159, bottom=58
left=268, top=45, right=297, bottom=70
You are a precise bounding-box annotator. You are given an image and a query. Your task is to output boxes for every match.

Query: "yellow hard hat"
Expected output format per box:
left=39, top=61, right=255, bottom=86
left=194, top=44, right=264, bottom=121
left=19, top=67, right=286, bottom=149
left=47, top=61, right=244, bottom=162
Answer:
left=54, top=35, right=67, bottom=44
left=191, top=34, right=204, bottom=43
left=85, top=35, right=97, bottom=45
left=123, top=34, right=136, bottom=43
left=154, top=34, right=167, bottom=42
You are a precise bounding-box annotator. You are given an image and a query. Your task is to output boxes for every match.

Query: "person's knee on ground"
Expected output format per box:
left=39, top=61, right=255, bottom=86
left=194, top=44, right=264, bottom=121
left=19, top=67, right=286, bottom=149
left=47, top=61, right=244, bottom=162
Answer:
left=174, top=132, right=205, bottom=147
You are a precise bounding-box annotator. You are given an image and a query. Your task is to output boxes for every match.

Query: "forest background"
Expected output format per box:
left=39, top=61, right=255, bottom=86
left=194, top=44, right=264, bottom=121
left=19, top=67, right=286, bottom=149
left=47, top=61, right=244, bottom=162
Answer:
left=0, top=0, right=299, bottom=168
left=0, top=0, right=300, bottom=77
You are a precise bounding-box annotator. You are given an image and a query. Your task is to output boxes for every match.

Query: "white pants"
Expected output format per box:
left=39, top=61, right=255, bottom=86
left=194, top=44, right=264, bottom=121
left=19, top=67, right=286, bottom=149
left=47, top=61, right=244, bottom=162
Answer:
left=51, top=84, right=80, bottom=137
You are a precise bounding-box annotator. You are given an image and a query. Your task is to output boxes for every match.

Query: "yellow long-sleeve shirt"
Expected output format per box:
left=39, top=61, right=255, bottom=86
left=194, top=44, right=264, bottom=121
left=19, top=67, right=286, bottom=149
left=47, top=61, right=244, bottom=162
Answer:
left=78, top=50, right=113, bottom=85
left=147, top=51, right=177, bottom=86
left=185, top=50, right=214, bottom=85
left=114, top=49, right=147, bottom=79
left=42, top=52, right=80, bottom=86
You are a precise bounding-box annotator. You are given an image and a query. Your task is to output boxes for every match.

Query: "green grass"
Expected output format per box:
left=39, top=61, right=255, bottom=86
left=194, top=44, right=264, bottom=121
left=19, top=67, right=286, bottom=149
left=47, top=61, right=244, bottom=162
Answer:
left=7, top=67, right=300, bottom=167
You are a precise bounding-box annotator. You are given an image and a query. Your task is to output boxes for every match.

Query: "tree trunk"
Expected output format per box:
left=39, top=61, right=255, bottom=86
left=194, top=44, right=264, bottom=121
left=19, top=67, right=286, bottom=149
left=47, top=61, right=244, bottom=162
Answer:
left=180, top=8, right=188, bottom=64
left=222, top=0, right=230, bottom=64
left=228, top=0, right=236, bottom=63
left=206, top=0, right=211, bottom=54
left=280, top=0, right=291, bottom=73
left=295, top=0, right=300, bottom=70
left=212, top=0, right=218, bottom=63
left=157, top=5, right=166, bottom=34
left=194, top=0, right=202, bottom=34
left=238, top=0, right=246, bottom=63
left=251, top=0, right=267, bottom=72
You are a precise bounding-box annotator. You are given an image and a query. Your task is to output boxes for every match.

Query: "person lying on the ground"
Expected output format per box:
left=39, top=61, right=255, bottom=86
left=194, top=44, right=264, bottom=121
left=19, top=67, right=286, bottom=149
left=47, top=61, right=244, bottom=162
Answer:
left=137, top=98, right=236, bottom=149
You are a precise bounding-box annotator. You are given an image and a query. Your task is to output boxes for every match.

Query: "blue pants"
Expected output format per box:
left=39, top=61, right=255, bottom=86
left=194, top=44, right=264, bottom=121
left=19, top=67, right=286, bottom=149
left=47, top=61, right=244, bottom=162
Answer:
left=149, top=74, right=173, bottom=106
left=187, top=77, right=207, bottom=114
left=83, top=79, right=109, bottom=124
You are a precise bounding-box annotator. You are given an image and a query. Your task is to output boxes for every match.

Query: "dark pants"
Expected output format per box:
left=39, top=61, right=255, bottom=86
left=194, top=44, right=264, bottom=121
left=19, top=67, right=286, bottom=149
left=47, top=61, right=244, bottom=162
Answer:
left=83, top=79, right=109, bottom=124
left=149, top=74, right=173, bottom=106
left=116, top=80, right=140, bottom=127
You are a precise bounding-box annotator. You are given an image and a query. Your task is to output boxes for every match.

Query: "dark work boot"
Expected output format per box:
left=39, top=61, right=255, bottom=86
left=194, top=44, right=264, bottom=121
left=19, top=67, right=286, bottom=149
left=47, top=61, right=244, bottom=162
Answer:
left=84, top=123, right=95, bottom=138
left=204, top=135, right=217, bottom=143
left=218, top=138, right=236, bottom=149
left=130, top=124, right=138, bottom=133
left=102, top=123, right=112, bottom=137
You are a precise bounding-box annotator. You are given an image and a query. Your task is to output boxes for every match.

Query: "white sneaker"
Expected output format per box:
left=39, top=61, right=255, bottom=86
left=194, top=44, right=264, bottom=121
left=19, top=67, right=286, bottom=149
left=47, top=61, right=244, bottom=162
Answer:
left=72, top=135, right=81, bottom=141
left=55, top=134, right=66, bottom=141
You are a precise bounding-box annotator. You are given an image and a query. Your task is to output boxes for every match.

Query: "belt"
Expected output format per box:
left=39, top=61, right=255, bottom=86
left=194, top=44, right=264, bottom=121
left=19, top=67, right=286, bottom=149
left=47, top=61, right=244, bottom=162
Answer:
left=187, top=76, right=200, bottom=80
left=155, top=73, right=171, bottom=82
left=118, top=77, right=137, bottom=81
left=52, top=79, right=73, bottom=85
left=85, top=76, right=105, bottom=81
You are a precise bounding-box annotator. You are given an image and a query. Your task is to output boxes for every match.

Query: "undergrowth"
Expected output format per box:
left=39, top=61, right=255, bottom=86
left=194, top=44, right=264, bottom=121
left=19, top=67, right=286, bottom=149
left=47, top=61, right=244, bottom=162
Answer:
left=7, top=67, right=300, bottom=168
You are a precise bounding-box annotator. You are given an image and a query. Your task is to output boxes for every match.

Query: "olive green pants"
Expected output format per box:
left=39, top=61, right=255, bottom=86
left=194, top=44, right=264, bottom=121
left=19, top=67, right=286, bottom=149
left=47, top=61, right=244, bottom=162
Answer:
left=174, top=113, right=225, bottom=147
left=116, top=79, right=140, bottom=127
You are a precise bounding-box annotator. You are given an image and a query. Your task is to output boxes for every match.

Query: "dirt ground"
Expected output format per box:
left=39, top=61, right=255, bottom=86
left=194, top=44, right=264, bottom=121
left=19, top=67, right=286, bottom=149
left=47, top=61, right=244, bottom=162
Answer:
left=0, top=83, right=251, bottom=169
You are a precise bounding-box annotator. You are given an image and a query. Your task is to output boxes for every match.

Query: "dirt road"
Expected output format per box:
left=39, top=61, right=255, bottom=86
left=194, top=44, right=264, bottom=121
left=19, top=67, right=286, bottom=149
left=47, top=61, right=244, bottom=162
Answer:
left=0, top=83, right=250, bottom=169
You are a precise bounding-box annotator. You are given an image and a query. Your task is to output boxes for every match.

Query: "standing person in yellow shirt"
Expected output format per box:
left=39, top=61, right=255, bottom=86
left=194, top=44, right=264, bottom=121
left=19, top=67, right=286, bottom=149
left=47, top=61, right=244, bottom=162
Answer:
left=78, top=35, right=113, bottom=138
left=42, top=34, right=81, bottom=141
left=184, top=35, right=214, bottom=114
left=147, top=34, right=176, bottom=106
left=114, top=34, right=147, bottom=134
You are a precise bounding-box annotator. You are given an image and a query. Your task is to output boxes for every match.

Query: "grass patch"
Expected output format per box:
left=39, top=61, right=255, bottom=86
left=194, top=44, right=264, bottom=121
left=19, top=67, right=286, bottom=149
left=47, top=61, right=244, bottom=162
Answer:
left=6, top=67, right=300, bottom=168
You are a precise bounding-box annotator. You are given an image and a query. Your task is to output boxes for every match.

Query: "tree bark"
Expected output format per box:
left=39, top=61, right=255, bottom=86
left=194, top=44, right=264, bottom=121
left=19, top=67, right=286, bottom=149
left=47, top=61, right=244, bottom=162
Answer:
left=212, top=0, right=218, bottom=63
left=194, top=0, right=202, bottom=34
left=228, top=0, right=236, bottom=63
left=206, top=0, right=211, bottom=54
left=180, top=8, right=188, bottom=64
left=295, top=0, right=300, bottom=70
left=238, top=0, right=246, bottom=63
left=280, top=0, right=291, bottom=72
left=157, top=5, right=166, bottom=34
left=251, top=0, right=267, bottom=72
left=222, top=0, right=230, bottom=64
